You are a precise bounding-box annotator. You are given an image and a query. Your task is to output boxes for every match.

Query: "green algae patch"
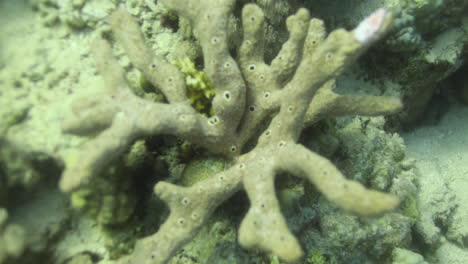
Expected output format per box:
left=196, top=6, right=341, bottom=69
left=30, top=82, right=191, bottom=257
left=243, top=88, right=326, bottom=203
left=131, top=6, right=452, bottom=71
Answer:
left=178, top=156, right=230, bottom=187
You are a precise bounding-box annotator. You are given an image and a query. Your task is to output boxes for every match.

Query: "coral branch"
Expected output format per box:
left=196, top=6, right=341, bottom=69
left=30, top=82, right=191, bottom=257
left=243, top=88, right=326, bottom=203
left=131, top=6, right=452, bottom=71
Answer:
left=122, top=165, right=243, bottom=264
left=304, top=80, right=403, bottom=126
left=109, top=9, right=188, bottom=103
left=276, top=144, right=399, bottom=215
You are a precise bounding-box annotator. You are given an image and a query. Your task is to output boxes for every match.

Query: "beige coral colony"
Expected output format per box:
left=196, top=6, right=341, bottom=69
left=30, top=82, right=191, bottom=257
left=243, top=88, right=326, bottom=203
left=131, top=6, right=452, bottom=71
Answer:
left=60, top=0, right=404, bottom=263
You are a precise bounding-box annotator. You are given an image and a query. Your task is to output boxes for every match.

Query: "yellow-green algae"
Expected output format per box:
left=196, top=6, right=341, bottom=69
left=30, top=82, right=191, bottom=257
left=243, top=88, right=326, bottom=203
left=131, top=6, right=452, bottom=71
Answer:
left=173, top=57, right=215, bottom=116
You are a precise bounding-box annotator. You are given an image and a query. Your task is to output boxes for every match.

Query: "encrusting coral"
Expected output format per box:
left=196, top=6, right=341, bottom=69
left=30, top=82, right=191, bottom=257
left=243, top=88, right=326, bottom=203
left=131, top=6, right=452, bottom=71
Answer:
left=59, top=0, right=404, bottom=263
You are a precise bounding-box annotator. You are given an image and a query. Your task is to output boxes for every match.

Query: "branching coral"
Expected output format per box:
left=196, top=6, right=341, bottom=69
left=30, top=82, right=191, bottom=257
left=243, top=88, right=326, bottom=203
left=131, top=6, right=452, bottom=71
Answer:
left=59, top=0, right=403, bottom=263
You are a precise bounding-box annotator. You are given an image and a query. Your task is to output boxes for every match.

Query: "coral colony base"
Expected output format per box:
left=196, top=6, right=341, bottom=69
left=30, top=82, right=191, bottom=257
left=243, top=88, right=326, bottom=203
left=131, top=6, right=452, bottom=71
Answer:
left=59, top=0, right=403, bottom=263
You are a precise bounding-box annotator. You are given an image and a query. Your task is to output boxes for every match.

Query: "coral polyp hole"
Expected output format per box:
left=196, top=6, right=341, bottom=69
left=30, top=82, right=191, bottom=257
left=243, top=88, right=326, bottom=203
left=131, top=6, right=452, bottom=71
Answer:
left=230, top=145, right=237, bottom=152
left=265, top=130, right=271, bottom=136
left=326, top=52, right=333, bottom=60
left=224, top=62, right=231, bottom=68
left=239, top=163, right=245, bottom=169
left=167, top=77, right=173, bottom=82
left=178, top=218, right=185, bottom=225
left=211, top=37, right=220, bottom=44
left=181, top=197, right=190, bottom=205
left=248, top=64, right=256, bottom=71
left=287, top=105, right=294, bottom=112
left=208, top=116, right=219, bottom=126
left=278, top=141, right=286, bottom=147
left=151, top=64, right=156, bottom=69
left=249, top=105, right=256, bottom=112
left=250, top=16, right=256, bottom=22
left=263, top=92, right=270, bottom=99
left=259, top=75, right=265, bottom=80
left=223, top=91, right=231, bottom=100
